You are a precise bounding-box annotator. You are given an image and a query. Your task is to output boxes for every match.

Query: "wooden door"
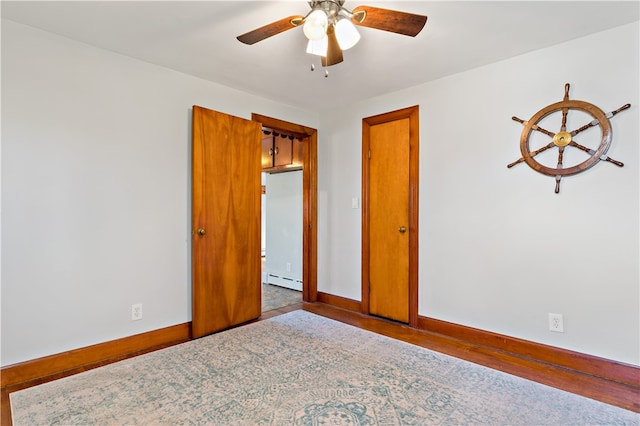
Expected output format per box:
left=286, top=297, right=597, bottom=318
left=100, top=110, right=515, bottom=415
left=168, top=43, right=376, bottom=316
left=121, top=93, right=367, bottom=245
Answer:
left=192, top=106, right=262, bottom=338
left=362, top=106, right=419, bottom=325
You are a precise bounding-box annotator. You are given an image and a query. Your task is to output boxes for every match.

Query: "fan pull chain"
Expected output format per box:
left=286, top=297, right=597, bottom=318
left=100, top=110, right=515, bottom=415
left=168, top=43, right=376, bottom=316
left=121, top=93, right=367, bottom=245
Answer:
left=309, top=62, right=329, bottom=78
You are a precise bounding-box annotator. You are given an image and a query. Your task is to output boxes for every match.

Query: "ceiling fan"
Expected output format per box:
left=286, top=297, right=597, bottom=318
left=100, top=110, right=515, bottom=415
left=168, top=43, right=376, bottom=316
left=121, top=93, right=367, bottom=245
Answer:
left=237, top=1, right=428, bottom=67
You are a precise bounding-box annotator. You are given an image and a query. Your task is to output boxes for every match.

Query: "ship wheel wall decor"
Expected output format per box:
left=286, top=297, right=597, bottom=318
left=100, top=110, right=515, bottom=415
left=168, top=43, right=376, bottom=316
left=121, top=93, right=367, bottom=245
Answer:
left=507, top=83, right=630, bottom=193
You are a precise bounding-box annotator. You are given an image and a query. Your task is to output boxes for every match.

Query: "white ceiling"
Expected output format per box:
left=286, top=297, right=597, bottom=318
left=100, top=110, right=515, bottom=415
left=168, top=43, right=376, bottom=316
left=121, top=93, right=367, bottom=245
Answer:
left=2, top=1, right=638, bottom=112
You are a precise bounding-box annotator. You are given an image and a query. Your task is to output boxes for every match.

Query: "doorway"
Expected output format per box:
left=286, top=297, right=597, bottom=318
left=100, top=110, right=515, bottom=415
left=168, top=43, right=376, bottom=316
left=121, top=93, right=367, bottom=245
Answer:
left=261, top=170, right=303, bottom=312
left=252, top=113, right=318, bottom=304
left=361, top=106, right=419, bottom=326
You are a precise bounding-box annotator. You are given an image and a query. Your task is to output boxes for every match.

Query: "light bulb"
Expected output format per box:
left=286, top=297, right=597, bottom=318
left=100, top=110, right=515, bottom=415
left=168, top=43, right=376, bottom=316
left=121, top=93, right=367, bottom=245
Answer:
left=335, top=18, right=360, bottom=50
left=303, top=9, right=328, bottom=41
left=306, top=36, right=328, bottom=56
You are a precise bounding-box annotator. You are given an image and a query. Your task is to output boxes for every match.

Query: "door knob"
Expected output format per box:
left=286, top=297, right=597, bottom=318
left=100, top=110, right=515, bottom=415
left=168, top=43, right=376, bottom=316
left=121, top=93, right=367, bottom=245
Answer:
left=398, top=226, right=407, bottom=233
left=197, top=228, right=206, bottom=237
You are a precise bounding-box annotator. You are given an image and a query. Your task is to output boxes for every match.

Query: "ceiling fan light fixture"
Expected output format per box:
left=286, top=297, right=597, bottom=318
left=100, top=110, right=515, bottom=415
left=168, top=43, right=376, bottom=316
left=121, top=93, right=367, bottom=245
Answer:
left=306, top=36, right=328, bottom=56
left=303, top=9, right=328, bottom=40
left=335, top=18, right=360, bottom=50
left=237, top=1, right=427, bottom=70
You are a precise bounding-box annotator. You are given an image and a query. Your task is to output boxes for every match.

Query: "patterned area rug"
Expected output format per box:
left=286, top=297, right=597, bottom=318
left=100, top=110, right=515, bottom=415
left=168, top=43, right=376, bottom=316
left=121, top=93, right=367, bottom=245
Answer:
left=263, top=283, right=301, bottom=312
left=11, top=311, right=639, bottom=425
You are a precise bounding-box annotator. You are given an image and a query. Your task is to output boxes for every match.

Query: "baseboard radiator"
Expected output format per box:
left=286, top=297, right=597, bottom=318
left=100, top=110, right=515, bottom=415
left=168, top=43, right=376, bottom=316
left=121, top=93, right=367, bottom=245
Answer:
left=266, top=273, right=302, bottom=291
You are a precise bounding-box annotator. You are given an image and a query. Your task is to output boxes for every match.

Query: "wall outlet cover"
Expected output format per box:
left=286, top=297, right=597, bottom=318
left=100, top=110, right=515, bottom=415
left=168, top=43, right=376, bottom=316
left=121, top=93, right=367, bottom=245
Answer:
left=132, top=303, right=143, bottom=321
left=548, top=313, right=564, bottom=332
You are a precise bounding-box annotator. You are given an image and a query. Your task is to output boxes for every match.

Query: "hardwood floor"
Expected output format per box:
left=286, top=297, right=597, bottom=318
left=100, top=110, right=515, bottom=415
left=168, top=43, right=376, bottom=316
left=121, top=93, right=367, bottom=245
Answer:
left=2, top=302, right=638, bottom=426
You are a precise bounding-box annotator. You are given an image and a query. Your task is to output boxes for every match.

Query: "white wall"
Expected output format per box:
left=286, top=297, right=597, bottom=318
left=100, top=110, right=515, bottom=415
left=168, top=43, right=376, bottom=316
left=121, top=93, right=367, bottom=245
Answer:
left=1, top=20, right=318, bottom=366
left=3, top=17, right=638, bottom=368
left=318, top=22, right=639, bottom=365
left=264, top=171, right=303, bottom=290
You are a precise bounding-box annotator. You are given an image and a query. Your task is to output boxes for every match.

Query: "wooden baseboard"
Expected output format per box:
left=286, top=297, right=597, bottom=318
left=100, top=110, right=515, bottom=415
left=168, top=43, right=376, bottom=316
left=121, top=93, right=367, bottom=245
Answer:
left=317, top=291, right=361, bottom=312
left=418, top=316, right=639, bottom=388
left=1, top=322, right=191, bottom=390
left=314, top=295, right=639, bottom=390
left=305, top=301, right=639, bottom=412
left=1, top=322, right=191, bottom=426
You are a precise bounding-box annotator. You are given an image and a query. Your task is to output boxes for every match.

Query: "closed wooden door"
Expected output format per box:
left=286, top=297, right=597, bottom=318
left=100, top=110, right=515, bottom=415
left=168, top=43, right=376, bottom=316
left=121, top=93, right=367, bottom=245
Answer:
left=363, top=106, right=419, bottom=325
left=192, top=106, right=262, bottom=338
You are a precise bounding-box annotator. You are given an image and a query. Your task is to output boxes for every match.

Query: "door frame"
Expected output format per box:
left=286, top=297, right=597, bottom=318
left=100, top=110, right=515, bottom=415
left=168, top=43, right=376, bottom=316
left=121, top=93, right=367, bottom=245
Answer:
left=251, top=113, right=318, bottom=303
left=361, top=106, right=419, bottom=326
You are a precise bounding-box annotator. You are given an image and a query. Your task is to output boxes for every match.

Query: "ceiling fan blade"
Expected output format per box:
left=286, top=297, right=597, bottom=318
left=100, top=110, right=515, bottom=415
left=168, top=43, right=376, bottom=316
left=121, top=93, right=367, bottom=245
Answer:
left=237, top=15, right=304, bottom=45
left=351, top=5, right=427, bottom=37
left=322, top=25, right=343, bottom=67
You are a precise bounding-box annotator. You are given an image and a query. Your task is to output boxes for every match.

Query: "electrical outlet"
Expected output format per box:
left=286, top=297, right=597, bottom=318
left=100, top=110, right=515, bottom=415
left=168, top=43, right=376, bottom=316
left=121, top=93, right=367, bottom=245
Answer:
left=132, top=303, right=143, bottom=321
left=548, top=313, right=564, bottom=332
left=286, top=262, right=292, bottom=272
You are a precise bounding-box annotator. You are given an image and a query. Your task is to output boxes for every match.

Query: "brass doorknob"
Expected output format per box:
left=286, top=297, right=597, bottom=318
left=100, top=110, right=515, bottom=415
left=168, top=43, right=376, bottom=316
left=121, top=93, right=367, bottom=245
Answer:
left=398, top=226, right=407, bottom=233
left=197, top=228, right=206, bottom=237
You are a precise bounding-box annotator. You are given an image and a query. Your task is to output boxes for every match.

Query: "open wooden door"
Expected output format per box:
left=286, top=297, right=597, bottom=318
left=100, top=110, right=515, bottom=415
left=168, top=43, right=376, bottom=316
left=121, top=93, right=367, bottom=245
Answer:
left=192, top=106, right=262, bottom=338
